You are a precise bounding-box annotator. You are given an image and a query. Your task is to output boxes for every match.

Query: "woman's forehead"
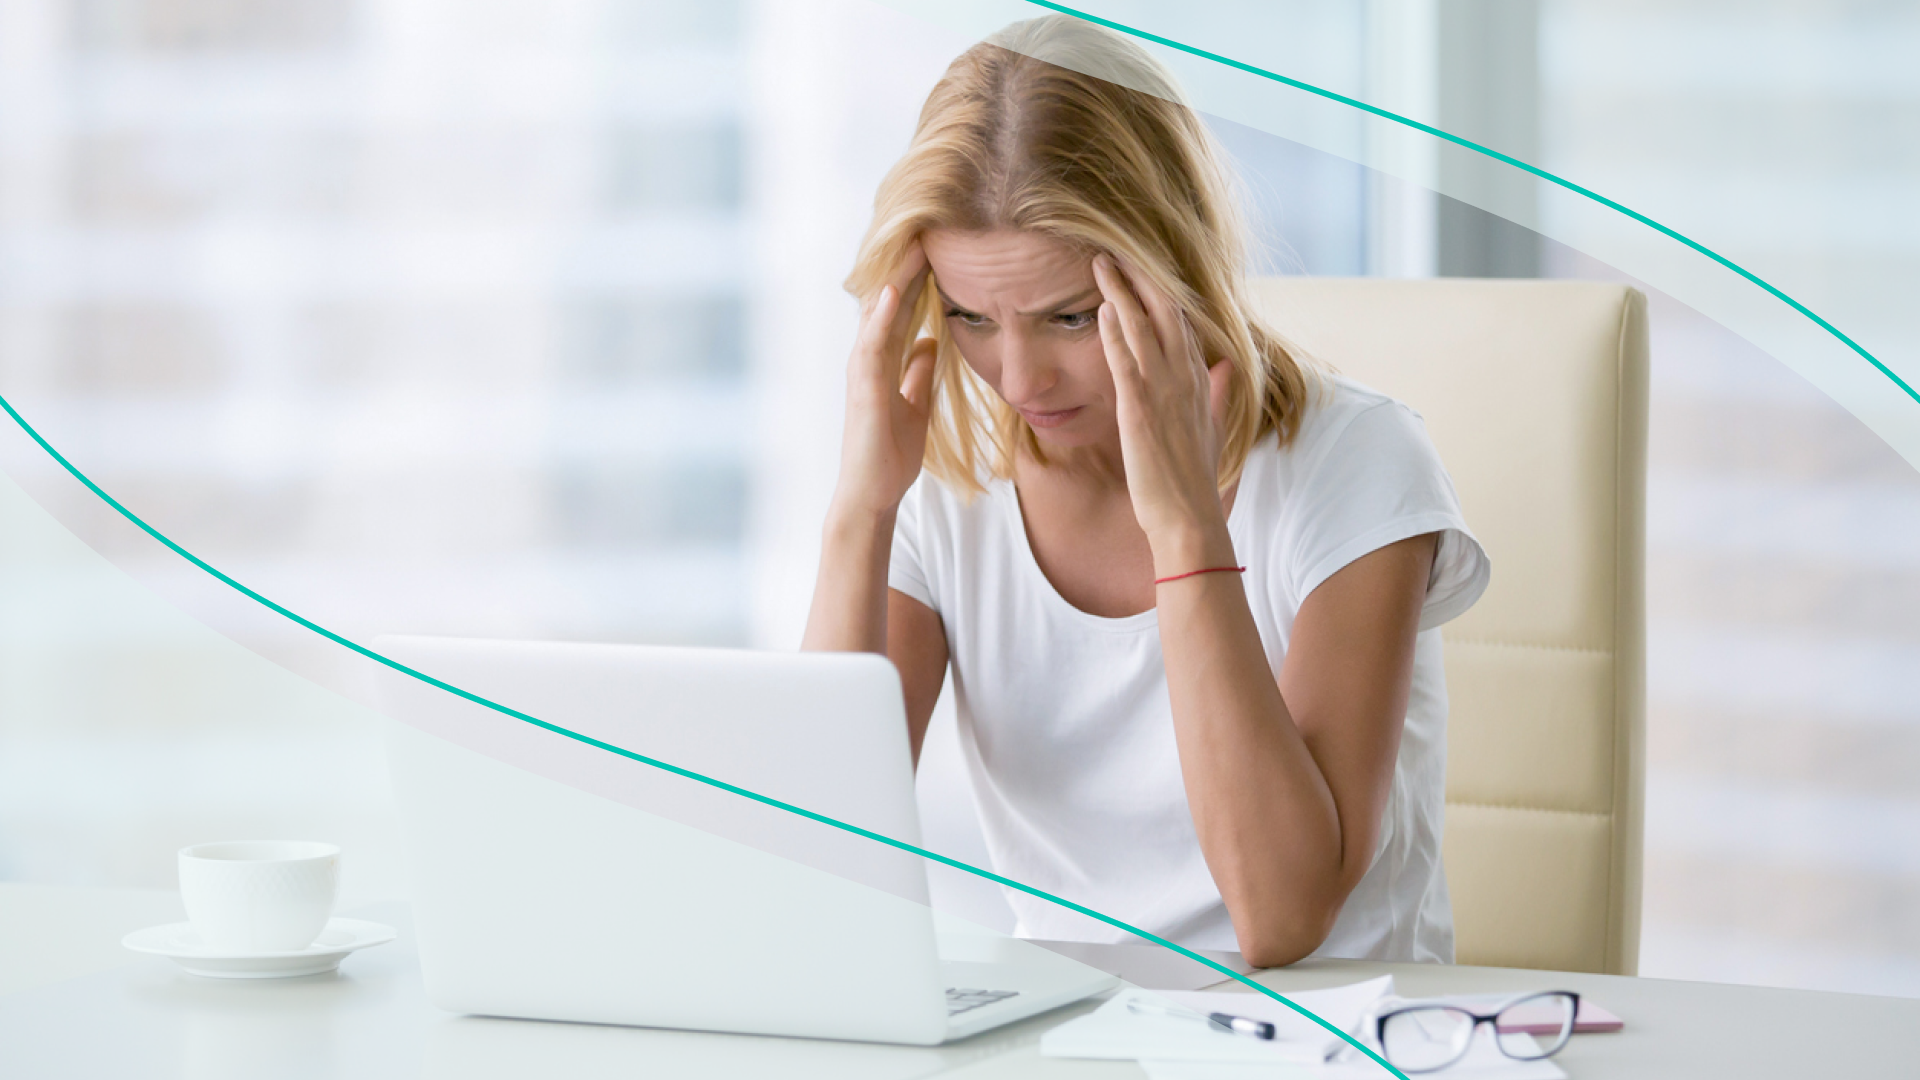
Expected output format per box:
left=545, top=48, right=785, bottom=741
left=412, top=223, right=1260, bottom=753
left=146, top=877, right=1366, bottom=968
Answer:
left=923, top=228, right=1093, bottom=311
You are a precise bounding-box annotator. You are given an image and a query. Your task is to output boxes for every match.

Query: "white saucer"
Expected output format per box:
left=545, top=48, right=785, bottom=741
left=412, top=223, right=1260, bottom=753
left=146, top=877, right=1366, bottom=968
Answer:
left=123, top=917, right=397, bottom=979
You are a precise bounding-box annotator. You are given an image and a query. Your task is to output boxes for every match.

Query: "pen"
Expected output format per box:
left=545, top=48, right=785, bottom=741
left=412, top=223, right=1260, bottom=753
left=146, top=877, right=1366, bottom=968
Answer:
left=1126, top=998, right=1278, bottom=1040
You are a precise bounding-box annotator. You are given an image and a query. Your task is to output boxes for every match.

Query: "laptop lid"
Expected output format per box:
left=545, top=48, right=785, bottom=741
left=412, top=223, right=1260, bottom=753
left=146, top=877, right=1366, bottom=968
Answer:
left=374, top=635, right=953, bottom=1045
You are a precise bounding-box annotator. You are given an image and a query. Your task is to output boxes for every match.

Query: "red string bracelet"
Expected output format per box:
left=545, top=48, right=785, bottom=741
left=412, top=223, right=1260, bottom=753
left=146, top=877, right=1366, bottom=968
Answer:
left=1153, top=565, right=1247, bottom=586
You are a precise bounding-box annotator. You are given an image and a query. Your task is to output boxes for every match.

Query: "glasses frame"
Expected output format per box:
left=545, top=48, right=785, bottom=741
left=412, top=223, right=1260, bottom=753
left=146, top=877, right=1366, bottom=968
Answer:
left=1372, top=990, right=1581, bottom=1074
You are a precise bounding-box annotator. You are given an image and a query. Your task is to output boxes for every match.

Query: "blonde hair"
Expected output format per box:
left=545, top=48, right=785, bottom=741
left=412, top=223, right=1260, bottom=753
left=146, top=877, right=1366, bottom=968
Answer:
left=845, top=14, right=1314, bottom=496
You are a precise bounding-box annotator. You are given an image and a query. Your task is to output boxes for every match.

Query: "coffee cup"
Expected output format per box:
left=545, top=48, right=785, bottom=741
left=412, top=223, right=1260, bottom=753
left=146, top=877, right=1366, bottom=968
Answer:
left=178, top=841, right=340, bottom=953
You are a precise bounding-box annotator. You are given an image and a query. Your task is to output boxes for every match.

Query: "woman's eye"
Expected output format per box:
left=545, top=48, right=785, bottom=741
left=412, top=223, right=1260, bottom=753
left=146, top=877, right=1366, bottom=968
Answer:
left=1055, top=310, right=1097, bottom=331
left=945, top=307, right=988, bottom=328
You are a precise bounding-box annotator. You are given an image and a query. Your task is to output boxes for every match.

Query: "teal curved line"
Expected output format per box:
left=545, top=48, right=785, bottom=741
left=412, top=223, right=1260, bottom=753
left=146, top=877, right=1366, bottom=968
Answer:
left=1024, top=0, right=1920, bottom=409
left=0, top=390, right=1407, bottom=1079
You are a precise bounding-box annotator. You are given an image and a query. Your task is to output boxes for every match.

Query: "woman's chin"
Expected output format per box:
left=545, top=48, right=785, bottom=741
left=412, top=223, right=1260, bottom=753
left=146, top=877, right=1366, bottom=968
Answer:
left=1010, top=403, right=1116, bottom=452
left=1028, top=421, right=1110, bottom=452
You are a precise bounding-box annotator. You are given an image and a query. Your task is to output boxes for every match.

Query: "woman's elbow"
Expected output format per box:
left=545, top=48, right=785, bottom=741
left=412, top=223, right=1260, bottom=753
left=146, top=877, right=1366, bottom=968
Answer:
left=1230, top=898, right=1344, bottom=970
left=1236, top=925, right=1329, bottom=970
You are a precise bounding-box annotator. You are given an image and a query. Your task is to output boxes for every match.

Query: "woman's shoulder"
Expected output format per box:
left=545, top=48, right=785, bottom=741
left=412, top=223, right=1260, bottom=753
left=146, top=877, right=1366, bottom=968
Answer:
left=1249, top=372, right=1430, bottom=475
left=891, top=471, right=1016, bottom=603
left=898, top=469, right=1013, bottom=531
left=1241, top=375, right=1487, bottom=623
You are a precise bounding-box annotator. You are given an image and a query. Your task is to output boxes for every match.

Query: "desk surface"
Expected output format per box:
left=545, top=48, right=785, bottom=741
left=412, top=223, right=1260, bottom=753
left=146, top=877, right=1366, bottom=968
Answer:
left=4, top=884, right=1916, bottom=1078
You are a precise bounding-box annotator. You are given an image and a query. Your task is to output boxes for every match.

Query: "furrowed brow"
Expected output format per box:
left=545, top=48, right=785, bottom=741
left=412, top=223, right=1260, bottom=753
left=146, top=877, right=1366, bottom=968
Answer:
left=936, top=286, right=1101, bottom=318
left=1018, top=288, right=1101, bottom=317
left=934, top=287, right=975, bottom=314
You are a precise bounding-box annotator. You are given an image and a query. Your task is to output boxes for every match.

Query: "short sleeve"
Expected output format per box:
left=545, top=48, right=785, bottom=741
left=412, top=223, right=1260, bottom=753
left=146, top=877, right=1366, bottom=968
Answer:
left=1284, top=400, right=1490, bottom=632
left=888, top=476, right=938, bottom=612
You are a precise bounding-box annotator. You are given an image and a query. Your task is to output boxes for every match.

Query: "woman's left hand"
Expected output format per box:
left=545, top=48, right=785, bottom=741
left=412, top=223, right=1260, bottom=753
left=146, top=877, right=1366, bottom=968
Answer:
left=1092, top=254, right=1236, bottom=573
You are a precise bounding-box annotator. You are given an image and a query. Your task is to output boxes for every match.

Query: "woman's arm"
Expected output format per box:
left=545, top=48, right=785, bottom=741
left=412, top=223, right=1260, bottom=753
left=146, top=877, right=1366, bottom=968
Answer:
left=801, top=242, right=933, bottom=655
left=1092, top=255, right=1433, bottom=967
left=800, top=243, right=950, bottom=763
left=800, top=513, right=949, bottom=764
left=1156, top=529, right=1434, bottom=968
left=802, top=499, right=898, bottom=656
left=888, top=589, right=951, bottom=768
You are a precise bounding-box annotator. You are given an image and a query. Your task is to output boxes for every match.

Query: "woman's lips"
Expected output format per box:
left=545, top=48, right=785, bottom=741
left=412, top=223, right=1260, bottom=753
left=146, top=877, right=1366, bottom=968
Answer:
left=1019, top=406, right=1084, bottom=429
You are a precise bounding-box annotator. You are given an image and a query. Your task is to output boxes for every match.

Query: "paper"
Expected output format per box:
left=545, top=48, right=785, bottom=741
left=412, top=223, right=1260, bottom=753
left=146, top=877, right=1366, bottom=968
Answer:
left=1142, top=1026, right=1566, bottom=1079
left=1040, top=976, right=1394, bottom=1065
left=1045, top=977, right=1568, bottom=1079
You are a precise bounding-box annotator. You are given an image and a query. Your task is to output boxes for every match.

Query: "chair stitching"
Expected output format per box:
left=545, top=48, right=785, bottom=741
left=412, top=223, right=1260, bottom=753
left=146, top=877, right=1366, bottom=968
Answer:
left=1446, top=800, right=1610, bottom=819
left=1444, top=638, right=1612, bottom=656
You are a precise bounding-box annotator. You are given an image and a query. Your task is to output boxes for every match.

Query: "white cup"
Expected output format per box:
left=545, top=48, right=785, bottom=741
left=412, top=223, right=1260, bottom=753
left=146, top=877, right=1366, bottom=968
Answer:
left=178, top=841, right=340, bottom=953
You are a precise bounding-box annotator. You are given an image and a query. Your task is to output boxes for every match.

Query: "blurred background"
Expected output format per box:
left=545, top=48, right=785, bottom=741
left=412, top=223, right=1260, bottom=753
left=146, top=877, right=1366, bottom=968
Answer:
left=0, top=0, right=1915, bottom=996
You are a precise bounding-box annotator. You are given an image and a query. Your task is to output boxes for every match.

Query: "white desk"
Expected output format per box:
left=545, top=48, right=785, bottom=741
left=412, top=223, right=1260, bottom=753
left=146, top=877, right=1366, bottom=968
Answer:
left=4, top=884, right=1915, bottom=1077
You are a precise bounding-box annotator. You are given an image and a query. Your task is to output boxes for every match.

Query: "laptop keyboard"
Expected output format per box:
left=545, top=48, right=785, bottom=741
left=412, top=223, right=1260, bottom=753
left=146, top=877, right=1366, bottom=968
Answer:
left=946, top=987, right=1020, bottom=1016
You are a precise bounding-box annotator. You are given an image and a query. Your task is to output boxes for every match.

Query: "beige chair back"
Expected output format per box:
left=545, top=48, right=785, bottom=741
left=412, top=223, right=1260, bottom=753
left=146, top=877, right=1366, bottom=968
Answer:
left=1246, top=278, right=1648, bottom=975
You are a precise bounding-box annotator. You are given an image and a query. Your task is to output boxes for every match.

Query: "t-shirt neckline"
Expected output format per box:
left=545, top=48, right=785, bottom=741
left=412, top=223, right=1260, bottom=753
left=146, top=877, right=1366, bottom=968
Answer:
left=999, top=460, right=1256, bottom=634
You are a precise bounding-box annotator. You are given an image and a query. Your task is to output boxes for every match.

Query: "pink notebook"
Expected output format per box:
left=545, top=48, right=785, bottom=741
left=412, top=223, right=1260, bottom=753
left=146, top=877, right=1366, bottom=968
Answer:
left=1497, top=999, right=1624, bottom=1035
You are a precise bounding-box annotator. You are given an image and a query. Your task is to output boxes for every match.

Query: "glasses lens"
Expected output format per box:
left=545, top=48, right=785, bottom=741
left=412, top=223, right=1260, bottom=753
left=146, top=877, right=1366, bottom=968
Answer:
left=1494, top=993, right=1577, bottom=1059
left=1381, top=1007, right=1476, bottom=1072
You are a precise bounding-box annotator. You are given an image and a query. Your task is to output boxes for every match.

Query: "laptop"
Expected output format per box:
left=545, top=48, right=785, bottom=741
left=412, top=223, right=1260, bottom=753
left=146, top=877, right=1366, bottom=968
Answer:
left=373, top=635, right=1118, bottom=1045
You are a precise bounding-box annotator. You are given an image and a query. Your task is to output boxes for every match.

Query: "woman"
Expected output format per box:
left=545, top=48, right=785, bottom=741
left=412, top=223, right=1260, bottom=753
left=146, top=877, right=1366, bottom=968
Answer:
left=803, top=16, right=1488, bottom=968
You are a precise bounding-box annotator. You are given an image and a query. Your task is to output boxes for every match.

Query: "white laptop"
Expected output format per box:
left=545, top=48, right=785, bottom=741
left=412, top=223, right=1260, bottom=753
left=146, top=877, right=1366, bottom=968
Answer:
left=373, top=635, right=1118, bottom=1045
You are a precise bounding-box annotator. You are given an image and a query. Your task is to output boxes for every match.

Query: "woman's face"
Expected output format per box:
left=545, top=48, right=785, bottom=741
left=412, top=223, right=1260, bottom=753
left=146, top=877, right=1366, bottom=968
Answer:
left=922, top=228, right=1117, bottom=451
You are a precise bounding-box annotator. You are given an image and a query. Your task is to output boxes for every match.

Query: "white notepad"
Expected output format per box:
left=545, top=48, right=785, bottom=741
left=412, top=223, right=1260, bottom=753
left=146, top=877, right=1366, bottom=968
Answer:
left=1044, top=976, right=1569, bottom=1079
left=1041, top=976, right=1395, bottom=1065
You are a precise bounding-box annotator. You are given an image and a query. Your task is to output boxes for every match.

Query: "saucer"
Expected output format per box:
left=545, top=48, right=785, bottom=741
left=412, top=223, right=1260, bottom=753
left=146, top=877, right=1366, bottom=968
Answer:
left=123, top=917, right=397, bottom=979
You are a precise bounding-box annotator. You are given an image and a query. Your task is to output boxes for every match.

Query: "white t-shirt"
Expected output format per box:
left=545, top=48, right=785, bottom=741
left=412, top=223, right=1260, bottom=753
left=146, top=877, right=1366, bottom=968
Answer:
left=888, top=374, right=1490, bottom=962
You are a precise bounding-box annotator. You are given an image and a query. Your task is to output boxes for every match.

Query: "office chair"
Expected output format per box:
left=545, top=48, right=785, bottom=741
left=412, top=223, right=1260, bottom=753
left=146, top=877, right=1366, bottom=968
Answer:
left=1246, top=278, right=1649, bottom=975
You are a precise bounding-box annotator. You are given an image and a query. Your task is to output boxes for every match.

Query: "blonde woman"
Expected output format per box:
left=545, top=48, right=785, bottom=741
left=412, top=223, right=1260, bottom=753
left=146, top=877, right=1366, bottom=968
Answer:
left=803, top=16, right=1488, bottom=968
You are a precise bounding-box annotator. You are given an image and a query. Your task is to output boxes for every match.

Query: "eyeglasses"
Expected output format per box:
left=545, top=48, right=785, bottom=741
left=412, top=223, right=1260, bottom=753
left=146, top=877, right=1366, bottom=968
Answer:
left=1372, top=991, right=1580, bottom=1073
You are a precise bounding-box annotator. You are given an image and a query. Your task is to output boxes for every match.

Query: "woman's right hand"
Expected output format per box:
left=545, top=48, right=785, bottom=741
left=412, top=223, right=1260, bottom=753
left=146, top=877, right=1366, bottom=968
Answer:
left=832, top=242, right=938, bottom=520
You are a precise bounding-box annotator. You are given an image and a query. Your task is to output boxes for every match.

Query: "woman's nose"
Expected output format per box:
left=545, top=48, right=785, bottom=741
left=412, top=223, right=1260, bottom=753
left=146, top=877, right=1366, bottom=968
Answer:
left=996, top=331, right=1056, bottom=405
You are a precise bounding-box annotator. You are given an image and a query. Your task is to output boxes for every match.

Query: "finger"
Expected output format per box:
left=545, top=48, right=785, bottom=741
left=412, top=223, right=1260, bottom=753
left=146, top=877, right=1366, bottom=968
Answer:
left=1113, top=255, right=1202, bottom=393
left=861, top=284, right=899, bottom=346
left=1127, top=261, right=1194, bottom=375
left=858, top=284, right=896, bottom=348
left=889, top=239, right=929, bottom=299
left=1091, top=253, right=1140, bottom=322
left=1096, top=301, right=1141, bottom=391
left=900, top=337, right=938, bottom=412
left=885, top=243, right=932, bottom=356
left=1092, top=254, right=1160, bottom=374
left=1098, top=253, right=1152, bottom=351
left=855, top=284, right=900, bottom=385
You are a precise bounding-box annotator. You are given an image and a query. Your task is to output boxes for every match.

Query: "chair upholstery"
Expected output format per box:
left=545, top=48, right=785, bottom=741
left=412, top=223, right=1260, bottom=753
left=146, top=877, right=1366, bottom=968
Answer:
left=1245, top=278, right=1648, bottom=975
